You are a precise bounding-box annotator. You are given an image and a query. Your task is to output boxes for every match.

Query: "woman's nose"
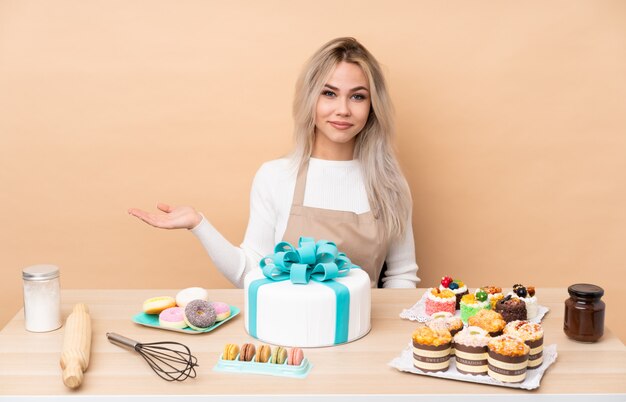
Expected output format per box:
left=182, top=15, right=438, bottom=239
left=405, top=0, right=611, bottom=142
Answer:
left=335, top=97, right=351, bottom=116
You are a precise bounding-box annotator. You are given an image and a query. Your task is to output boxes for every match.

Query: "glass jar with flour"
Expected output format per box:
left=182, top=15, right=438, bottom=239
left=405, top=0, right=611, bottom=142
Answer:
left=22, top=264, right=62, bottom=332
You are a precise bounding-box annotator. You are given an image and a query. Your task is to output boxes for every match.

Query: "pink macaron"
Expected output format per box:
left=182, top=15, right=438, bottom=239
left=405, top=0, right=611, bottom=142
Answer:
left=288, top=347, right=304, bottom=366
left=211, top=301, right=231, bottom=322
left=159, top=307, right=187, bottom=329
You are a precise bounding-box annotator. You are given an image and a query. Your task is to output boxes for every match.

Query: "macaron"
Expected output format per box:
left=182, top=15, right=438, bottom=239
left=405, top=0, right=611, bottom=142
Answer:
left=239, top=343, right=256, bottom=362
left=270, top=346, right=288, bottom=364
left=211, top=301, right=231, bottom=321
left=255, top=344, right=271, bottom=363
left=183, top=299, right=216, bottom=331
left=143, top=296, right=176, bottom=315
left=287, top=347, right=304, bottom=366
left=223, top=343, right=239, bottom=361
left=176, top=287, right=209, bottom=308
left=158, top=307, right=187, bottom=329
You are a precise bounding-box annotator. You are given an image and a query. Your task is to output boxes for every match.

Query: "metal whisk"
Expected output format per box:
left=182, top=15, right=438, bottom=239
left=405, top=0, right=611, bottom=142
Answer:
left=106, top=332, right=198, bottom=381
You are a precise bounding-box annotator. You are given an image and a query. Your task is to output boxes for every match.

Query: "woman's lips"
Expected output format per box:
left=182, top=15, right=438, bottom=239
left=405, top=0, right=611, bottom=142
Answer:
left=329, top=121, right=353, bottom=130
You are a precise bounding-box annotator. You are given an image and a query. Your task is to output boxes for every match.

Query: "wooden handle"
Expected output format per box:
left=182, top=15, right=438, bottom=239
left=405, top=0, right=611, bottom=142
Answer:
left=60, top=303, right=92, bottom=389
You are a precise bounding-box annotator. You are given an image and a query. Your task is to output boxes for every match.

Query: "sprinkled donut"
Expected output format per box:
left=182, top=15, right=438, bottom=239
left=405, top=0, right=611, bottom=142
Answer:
left=183, top=300, right=216, bottom=331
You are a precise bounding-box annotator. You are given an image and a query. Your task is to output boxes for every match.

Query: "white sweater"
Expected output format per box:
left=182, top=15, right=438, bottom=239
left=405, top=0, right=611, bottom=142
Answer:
left=190, top=157, right=420, bottom=288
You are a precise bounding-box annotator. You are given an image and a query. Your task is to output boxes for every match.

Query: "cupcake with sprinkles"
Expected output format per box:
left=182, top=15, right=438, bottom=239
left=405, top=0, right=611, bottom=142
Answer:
left=459, top=290, right=491, bottom=324
left=439, top=276, right=468, bottom=309
left=412, top=325, right=453, bottom=373
left=487, top=335, right=530, bottom=383
left=424, top=288, right=457, bottom=316
left=503, top=320, right=544, bottom=369
left=453, top=326, right=491, bottom=376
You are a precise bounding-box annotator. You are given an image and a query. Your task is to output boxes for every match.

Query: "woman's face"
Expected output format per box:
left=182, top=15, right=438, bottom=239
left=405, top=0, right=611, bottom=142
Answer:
left=313, top=61, right=371, bottom=160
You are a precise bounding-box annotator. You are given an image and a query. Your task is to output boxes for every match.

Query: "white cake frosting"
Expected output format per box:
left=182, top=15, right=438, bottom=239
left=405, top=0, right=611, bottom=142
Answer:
left=507, top=292, right=538, bottom=319
left=244, top=268, right=371, bottom=347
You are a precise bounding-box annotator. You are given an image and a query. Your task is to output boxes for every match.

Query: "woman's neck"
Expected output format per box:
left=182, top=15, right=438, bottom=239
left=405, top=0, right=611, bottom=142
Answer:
left=311, top=134, right=355, bottom=161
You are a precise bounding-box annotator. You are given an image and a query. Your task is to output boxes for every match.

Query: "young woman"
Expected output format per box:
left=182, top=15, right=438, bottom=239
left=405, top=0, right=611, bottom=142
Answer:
left=128, top=37, right=419, bottom=288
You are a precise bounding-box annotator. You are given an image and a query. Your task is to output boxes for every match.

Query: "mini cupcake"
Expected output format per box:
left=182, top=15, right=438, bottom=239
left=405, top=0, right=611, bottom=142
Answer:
left=487, top=335, right=530, bottom=383
left=424, top=288, right=456, bottom=316
left=427, top=312, right=463, bottom=356
left=482, top=285, right=504, bottom=309
left=495, top=295, right=527, bottom=322
left=439, top=276, right=469, bottom=309
left=508, top=284, right=538, bottom=320
left=460, top=291, right=490, bottom=324
left=453, top=326, right=491, bottom=376
left=504, top=320, right=544, bottom=369
left=412, top=325, right=453, bottom=373
left=468, top=309, right=506, bottom=336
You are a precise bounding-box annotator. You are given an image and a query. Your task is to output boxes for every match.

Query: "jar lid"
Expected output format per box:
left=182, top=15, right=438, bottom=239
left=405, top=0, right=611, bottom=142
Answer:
left=22, top=264, right=60, bottom=281
left=568, top=283, right=604, bottom=298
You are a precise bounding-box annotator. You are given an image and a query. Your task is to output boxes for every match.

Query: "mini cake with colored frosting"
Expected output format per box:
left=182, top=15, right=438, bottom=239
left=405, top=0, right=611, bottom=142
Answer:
left=453, top=326, right=491, bottom=376
left=459, top=291, right=490, bottom=324
left=495, top=295, right=527, bottom=322
left=487, top=335, right=530, bottom=383
left=424, top=288, right=456, bottom=316
left=467, top=309, right=506, bottom=336
left=412, top=325, right=453, bottom=373
left=503, top=320, right=544, bottom=369
left=439, top=276, right=468, bottom=309
left=507, top=284, right=538, bottom=320
left=481, top=285, right=504, bottom=309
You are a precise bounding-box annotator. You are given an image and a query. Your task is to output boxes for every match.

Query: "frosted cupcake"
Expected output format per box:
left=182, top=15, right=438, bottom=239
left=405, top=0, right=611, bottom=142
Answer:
left=427, top=311, right=463, bottom=356
left=487, top=335, right=530, bottom=383
left=468, top=309, right=506, bottom=336
left=504, top=320, right=544, bottom=369
left=481, top=285, right=504, bottom=309
left=453, top=326, right=491, bottom=376
left=439, top=276, right=468, bottom=309
left=412, top=325, right=453, bottom=373
left=508, top=284, right=538, bottom=320
left=424, top=288, right=456, bottom=316
left=460, top=291, right=490, bottom=324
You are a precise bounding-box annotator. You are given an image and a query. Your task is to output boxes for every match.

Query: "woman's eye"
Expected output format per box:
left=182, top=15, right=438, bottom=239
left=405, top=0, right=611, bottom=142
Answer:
left=322, top=90, right=336, bottom=97
left=352, top=93, right=367, bottom=101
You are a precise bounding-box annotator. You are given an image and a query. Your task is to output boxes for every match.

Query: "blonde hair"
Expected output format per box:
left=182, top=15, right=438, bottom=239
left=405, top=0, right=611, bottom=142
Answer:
left=291, top=37, right=412, bottom=241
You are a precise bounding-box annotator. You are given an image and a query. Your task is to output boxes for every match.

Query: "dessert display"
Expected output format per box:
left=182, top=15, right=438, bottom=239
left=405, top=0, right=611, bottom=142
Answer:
left=136, top=288, right=237, bottom=333
left=508, top=284, right=538, bottom=320
left=214, top=342, right=312, bottom=378
left=487, top=335, right=530, bottom=383
left=459, top=291, right=490, bottom=324
left=412, top=325, right=453, bottom=373
left=453, top=326, right=491, bottom=376
left=481, top=285, right=504, bottom=309
left=244, top=238, right=371, bottom=347
left=503, top=321, right=544, bottom=369
left=424, top=288, right=457, bottom=316
left=495, top=295, right=527, bottom=322
left=467, top=309, right=506, bottom=336
left=439, top=276, right=469, bottom=309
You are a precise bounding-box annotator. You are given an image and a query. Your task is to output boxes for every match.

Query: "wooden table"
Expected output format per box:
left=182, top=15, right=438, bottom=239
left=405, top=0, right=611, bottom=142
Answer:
left=1, top=289, right=625, bottom=401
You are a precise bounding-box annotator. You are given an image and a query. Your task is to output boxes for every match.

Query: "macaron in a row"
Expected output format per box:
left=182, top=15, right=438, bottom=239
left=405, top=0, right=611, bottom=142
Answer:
left=222, top=343, right=305, bottom=366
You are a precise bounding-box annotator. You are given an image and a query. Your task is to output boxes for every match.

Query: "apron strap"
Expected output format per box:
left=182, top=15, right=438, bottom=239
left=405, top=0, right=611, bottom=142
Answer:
left=292, top=160, right=309, bottom=207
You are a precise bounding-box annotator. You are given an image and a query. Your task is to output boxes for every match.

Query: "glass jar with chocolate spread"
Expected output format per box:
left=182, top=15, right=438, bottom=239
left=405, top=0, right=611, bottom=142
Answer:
left=563, top=283, right=605, bottom=342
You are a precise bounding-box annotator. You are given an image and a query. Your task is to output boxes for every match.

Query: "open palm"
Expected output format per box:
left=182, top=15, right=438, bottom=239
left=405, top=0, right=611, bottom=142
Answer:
left=128, top=203, right=201, bottom=230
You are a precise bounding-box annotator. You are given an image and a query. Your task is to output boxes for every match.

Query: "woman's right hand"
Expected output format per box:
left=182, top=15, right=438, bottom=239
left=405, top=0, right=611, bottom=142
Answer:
left=128, top=203, right=203, bottom=230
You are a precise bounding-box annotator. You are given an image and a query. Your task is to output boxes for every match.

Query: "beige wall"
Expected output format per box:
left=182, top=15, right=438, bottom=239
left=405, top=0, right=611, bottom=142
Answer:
left=1, top=1, right=624, bottom=341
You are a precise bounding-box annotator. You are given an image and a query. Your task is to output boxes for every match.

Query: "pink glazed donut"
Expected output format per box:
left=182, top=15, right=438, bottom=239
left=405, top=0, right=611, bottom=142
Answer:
left=159, top=307, right=187, bottom=329
left=211, top=302, right=231, bottom=322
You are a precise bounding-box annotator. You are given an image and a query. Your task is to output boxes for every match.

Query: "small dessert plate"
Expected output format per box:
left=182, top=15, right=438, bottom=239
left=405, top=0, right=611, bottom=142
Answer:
left=132, top=305, right=240, bottom=334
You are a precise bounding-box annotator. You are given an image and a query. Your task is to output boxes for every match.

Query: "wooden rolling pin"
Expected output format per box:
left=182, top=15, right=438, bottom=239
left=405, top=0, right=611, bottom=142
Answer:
left=59, top=303, right=92, bottom=389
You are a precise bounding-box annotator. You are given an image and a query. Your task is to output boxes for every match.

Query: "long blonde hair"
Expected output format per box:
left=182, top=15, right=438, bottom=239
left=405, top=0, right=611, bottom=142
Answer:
left=291, top=37, right=412, bottom=241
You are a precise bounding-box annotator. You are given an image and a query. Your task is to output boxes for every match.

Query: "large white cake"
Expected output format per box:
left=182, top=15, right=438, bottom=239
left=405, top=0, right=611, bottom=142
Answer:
left=244, top=267, right=371, bottom=347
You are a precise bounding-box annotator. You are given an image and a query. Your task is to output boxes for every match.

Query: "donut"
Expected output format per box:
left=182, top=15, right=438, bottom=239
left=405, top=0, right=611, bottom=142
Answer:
left=143, top=296, right=176, bottom=315
left=159, top=307, right=186, bottom=329
left=183, top=299, right=216, bottom=330
left=176, top=287, right=209, bottom=308
left=211, top=301, right=231, bottom=321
